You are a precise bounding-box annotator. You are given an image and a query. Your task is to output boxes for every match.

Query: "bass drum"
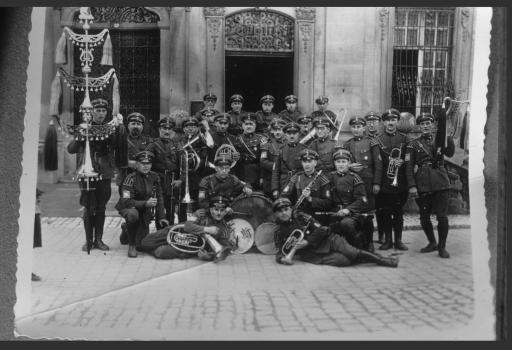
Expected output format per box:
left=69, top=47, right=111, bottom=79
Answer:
left=230, top=192, right=275, bottom=231
left=254, top=222, right=279, bottom=255
left=226, top=218, right=254, bottom=254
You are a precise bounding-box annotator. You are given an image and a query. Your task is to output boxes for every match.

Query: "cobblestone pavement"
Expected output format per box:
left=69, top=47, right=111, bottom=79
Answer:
left=16, top=215, right=476, bottom=340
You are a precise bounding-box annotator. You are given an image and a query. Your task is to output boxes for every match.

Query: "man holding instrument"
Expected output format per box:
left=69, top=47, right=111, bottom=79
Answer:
left=272, top=197, right=398, bottom=268
left=260, top=118, right=287, bottom=197
left=140, top=196, right=234, bottom=261
left=115, top=151, right=168, bottom=258
left=146, top=117, right=182, bottom=227
left=309, top=116, right=337, bottom=172
left=405, top=113, right=455, bottom=258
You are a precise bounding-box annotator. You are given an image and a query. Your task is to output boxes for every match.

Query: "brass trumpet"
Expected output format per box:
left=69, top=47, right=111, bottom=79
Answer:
left=387, top=146, right=402, bottom=187
left=280, top=229, right=304, bottom=265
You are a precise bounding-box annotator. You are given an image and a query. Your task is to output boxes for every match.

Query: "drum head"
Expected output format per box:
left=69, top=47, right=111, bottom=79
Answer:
left=231, top=192, right=275, bottom=231
left=226, top=218, right=254, bottom=254
left=254, top=222, right=279, bottom=255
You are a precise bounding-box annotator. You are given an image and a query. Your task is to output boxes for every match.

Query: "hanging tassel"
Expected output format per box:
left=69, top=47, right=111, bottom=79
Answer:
left=44, top=119, right=59, bottom=171
left=101, top=33, right=113, bottom=66
left=112, top=73, right=120, bottom=116
left=49, top=72, right=62, bottom=116
left=55, top=32, right=67, bottom=65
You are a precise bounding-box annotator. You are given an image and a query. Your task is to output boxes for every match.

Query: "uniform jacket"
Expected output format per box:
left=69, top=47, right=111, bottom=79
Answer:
left=254, top=110, right=279, bottom=133
left=209, top=130, right=238, bottom=164
left=405, top=134, right=455, bottom=193
left=194, top=108, right=220, bottom=128
left=260, top=137, right=285, bottom=194
left=233, top=132, right=267, bottom=188
left=373, top=131, right=409, bottom=193
left=184, top=211, right=233, bottom=246
left=271, top=142, right=309, bottom=192
left=309, top=136, right=337, bottom=172
left=342, top=136, right=382, bottom=185
left=311, top=110, right=337, bottom=122
left=146, top=137, right=181, bottom=195
left=281, top=170, right=332, bottom=214
left=278, top=109, right=303, bottom=123
left=115, top=170, right=165, bottom=225
left=226, top=110, right=249, bottom=135
left=198, top=173, right=247, bottom=209
left=327, top=170, right=368, bottom=214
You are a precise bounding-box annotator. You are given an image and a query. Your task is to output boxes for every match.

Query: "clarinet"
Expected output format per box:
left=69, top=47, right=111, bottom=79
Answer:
left=293, top=170, right=323, bottom=210
left=150, top=184, right=157, bottom=221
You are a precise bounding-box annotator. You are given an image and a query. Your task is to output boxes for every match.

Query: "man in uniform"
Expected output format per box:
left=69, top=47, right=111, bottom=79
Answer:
left=255, top=94, right=279, bottom=133
left=115, top=151, right=169, bottom=257
left=309, top=116, right=337, bottom=172
left=297, top=114, right=315, bottom=146
left=233, top=113, right=267, bottom=190
left=373, top=109, right=409, bottom=251
left=146, top=117, right=182, bottom=227
left=278, top=95, right=302, bottom=123
left=405, top=113, right=455, bottom=258
left=310, top=96, right=337, bottom=124
left=260, top=118, right=286, bottom=197
left=326, top=149, right=373, bottom=251
left=67, top=98, right=123, bottom=253
left=140, top=196, right=233, bottom=262
left=226, top=94, right=248, bottom=136
left=280, top=149, right=332, bottom=216
left=195, top=93, right=220, bottom=130
left=272, top=197, right=398, bottom=267
left=271, top=122, right=309, bottom=200
left=208, top=113, right=238, bottom=166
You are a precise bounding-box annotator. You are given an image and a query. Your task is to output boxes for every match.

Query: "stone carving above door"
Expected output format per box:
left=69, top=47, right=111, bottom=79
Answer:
left=72, top=7, right=160, bottom=24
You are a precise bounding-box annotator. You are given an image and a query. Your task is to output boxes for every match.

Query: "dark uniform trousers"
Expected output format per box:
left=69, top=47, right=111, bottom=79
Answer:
left=117, top=134, right=152, bottom=195
left=271, top=143, right=308, bottom=195
left=115, top=171, right=165, bottom=249
left=260, top=138, right=284, bottom=197
left=406, top=135, right=455, bottom=250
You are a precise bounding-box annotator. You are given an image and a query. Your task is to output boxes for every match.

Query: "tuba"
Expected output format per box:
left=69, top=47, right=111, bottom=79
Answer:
left=387, top=145, right=402, bottom=187
left=280, top=229, right=305, bottom=265
left=214, top=144, right=239, bottom=168
left=167, top=224, right=206, bottom=253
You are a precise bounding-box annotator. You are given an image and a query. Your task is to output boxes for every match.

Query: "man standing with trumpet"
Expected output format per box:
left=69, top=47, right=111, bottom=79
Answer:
left=405, top=113, right=455, bottom=258
left=272, top=197, right=398, bottom=268
left=373, top=109, right=410, bottom=251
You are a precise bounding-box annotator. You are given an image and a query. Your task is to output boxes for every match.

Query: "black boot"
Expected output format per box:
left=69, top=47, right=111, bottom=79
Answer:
left=363, top=215, right=375, bottom=253
left=392, top=214, right=407, bottom=250
left=93, top=213, right=109, bottom=251
left=375, top=210, right=384, bottom=243
left=437, top=217, right=450, bottom=259
left=128, top=244, right=137, bottom=258
left=357, top=250, right=399, bottom=268
left=379, top=231, right=393, bottom=250
left=119, top=222, right=129, bottom=245
left=82, top=213, right=94, bottom=253
left=420, top=217, right=438, bottom=253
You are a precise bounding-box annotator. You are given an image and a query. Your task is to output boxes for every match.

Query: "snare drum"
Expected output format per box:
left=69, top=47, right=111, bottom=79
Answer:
left=254, top=222, right=279, bottom=255
left=231, top=192, right=275, bottom=230
left=226, top=218, right=254, bottom=254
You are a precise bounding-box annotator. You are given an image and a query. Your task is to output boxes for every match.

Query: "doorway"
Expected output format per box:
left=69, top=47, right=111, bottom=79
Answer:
left=225, top=55, right=294, bottom=113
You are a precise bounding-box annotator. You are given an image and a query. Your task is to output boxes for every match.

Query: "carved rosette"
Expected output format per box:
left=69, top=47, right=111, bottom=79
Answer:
left=298, top=22, right=312, bottom=55
left=73, top=7, right=160, bottom=24
left=203, top=7, right=225, bottom=17
left=461, top=8, right=471, bottom=42
left=295, top=7, right=315, bottom=21
left=378, top=8, right=390, bottom=42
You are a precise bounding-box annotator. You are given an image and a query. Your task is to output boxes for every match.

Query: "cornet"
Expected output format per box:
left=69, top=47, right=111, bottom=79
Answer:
left=280, top=229, right=304, bottom=265
left=387, top=146, right=402, bottom=187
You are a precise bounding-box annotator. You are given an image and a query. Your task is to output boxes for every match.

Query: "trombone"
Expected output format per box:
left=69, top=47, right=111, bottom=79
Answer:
left=387, top=145, right=402, bottom=187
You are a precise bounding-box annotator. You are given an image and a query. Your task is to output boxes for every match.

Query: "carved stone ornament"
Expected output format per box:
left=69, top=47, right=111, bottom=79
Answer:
left=207, top=17, right=222, bottom=51
left=299, top=22, right=312, bottom=54
left=295, top=7, right=315, bottom=21
left=225, top=10, right=294, bottom=52
left=73, top=7, right=159, bottom=24
left=378, top=8, right=390, bottom=42
left=461, top=8, right=471, bottom=42
left=203, top=7, right=225, bottom=17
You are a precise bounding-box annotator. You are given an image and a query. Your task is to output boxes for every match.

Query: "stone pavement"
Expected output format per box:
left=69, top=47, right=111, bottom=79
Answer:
left=15, top=216, right=475, bottom=340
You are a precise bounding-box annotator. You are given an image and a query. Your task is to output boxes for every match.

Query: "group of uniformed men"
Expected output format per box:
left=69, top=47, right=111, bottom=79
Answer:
left=68, top=92, right=455, bottom=267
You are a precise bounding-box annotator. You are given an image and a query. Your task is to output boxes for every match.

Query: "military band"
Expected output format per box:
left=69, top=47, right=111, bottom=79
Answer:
left=67, top=92, right=458, bottom=263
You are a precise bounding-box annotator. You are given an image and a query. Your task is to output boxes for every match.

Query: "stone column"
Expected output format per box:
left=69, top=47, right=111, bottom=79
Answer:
left=203, top=7, right=225, bottom=111
left=453, top=8, right=474, bottom=103
left=377, top=7, right=394, bottom=112
left=159, top=9, right=171, bottom=116
left=295, top=7, right=316, bottom=113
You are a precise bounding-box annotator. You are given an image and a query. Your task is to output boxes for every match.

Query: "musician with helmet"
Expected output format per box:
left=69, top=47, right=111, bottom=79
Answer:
left=310, top=96, right=337, bottom=124
left=405, top=113, right=455, bottom=259
left=271, top=122, right=308, bottom=200
left=272, top=197, right=398, bottom=267
left=233, top=113, right=267, bottom=190
left=67, top=98, right=124, bottom=252
left=194, top=93, right=220, bottom=130
left=115, top=151, right=168, bottom=258
left=309, top=116, right=337, bottom=172
left=146, top=117, right=182, bottom=227
left=260, top=118, right=287, bottom=197
left=372, top=109, right=410, bottom=251
left=364, top=111, right=385, bottom=243
left=176, top=117, right=210, bottom=222
left=198, top=154, right=252, bottom=216
left=278, top=95, right=302, bottom=123
left=140, top=196, right=233, bottom=262
left=280, top=149, right=332, bottom=216
left=325, top=149, right=372, bottom=251
left=297, top=115, right=315, bottom=146
left=226, top=94, right=248, bottom=136
left=208, top=113, right=238, bottom=166
left=255, top=94, right=279, bottom=133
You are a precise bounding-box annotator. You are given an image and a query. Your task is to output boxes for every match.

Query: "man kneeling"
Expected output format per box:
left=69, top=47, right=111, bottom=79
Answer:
left=272, top=197, right=398, bottom=268
left=140, top=196, right=233, bottom=262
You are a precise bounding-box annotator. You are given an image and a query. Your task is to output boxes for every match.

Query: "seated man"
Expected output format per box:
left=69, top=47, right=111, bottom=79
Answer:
left=272, top=197, right=398, bottom=267
left=140, top=196, right=234, bottom=262
left=115, top=151, right=169, bottom=258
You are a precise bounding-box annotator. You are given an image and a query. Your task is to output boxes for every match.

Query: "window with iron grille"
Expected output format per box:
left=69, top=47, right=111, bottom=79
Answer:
left=392, top=8, right=455, bottom=117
